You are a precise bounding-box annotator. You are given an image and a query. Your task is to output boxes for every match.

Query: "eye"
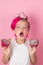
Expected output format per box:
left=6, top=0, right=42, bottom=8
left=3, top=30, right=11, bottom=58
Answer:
left=16, top=26, right=20, bottom=28
left=22, top=26, right=28, bottom=29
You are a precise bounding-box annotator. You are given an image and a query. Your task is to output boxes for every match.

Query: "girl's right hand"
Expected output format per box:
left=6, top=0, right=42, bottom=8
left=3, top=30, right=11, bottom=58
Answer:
left=3, top=46, right=11, bottom=57
left=0, top=39, right=11, bottom=64
left=2, top=46, right=11, bottom=64
left=0, top=39, right=11, bottom=56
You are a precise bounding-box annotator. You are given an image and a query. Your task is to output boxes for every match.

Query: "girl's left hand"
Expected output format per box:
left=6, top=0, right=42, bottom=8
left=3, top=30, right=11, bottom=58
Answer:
left=29, top=44, right=37, bottom=56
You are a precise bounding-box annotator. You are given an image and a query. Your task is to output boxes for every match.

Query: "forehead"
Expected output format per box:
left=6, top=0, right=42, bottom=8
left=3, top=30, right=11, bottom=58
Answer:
left=16, top=20, right=28, bottom=26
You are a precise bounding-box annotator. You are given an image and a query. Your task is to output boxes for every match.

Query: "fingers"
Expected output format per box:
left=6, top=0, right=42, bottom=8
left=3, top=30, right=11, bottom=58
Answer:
left=29, top=43, right=37, bottom=55
left=29, top=44, right=37, bottom=52
left=2, top=47, right=11, bottom=55
left=32, top=47, right=37, bottom=54
left=2, top=47, right=8, bottom=55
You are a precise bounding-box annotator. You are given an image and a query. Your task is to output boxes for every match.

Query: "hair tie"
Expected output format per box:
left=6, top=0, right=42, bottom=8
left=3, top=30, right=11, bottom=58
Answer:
left=17, top=12, right=28, bottom=20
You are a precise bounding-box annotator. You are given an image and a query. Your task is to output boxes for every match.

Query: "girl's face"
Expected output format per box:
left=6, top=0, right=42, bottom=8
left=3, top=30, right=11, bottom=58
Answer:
left=14, top=20, right=29, bottom=40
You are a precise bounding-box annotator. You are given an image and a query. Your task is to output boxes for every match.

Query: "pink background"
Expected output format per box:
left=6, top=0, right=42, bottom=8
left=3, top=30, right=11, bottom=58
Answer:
left=0, top=0, right=43, bottom=65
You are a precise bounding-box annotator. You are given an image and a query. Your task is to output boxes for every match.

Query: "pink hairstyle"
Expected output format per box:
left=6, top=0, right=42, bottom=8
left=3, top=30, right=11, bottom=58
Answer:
left=11, top=12, right=30, bottom=30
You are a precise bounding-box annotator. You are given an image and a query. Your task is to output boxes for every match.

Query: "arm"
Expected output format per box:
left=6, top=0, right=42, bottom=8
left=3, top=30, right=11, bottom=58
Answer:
left=29, top=45, right=37, bottom=65
left=2, top=39, right=11, bottom=64
left=2, top=52, right=10, bottom=64
left=30, top=52, right=37, bottom=65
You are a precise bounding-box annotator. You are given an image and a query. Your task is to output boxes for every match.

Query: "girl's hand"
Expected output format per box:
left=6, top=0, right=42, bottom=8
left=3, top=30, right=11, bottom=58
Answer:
left=29, top=44, right=37, bottom=56
left=2, top=46, right=11, bottom=64
left=1, top=39, right=11, bottom=56
left=29, top=44, right=38, bottom=65
left=3, top=46, right=11, bottom=57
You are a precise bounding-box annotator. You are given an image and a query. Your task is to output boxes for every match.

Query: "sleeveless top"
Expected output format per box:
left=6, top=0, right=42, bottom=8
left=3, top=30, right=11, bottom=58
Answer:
left=9, top=38, right=30, bottom=65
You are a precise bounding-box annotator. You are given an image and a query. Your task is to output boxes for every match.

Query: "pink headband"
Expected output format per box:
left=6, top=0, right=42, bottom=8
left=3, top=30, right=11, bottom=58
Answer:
left=11, top=17, right=22, bottom=30
left=11, top=12, right=27, bottom=30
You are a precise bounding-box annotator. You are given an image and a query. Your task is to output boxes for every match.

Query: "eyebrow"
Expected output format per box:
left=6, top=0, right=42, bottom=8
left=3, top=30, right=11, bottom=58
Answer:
left=16, top=24, right=28, bottom=26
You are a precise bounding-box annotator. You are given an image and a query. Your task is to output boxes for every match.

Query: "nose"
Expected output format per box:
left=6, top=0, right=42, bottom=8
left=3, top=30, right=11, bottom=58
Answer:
left=20, top=27, right=24, bottom=31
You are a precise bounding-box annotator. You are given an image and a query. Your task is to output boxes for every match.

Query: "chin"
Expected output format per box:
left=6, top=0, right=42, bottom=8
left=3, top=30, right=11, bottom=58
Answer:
left=19, top=36, right=25, bottom=40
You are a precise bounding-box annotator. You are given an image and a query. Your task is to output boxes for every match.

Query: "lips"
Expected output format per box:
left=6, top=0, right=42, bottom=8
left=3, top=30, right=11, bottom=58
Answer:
left=20, top=32, right=24, bottom=37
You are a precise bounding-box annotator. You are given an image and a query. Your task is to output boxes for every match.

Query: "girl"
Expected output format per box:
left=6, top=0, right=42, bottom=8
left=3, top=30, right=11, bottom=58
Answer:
left=0, top=12, right=38, bottom=65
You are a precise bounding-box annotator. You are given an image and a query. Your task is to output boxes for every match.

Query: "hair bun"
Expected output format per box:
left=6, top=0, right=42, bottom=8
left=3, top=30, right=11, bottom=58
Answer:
left=17, top=12, right=28, bottom=20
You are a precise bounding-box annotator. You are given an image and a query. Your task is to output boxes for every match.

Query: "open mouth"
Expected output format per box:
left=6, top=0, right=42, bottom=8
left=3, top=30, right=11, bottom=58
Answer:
left=20, top=32, right=24, bottom=37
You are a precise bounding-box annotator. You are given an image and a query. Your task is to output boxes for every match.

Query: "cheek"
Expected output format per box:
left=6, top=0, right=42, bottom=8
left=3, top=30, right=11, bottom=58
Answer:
left=24, top=29, right=29, bottom=34
left=15, top=29, right=20, bottom=36
left=24, top=30, right=29, bottom=37
left=24, top=30, right=28, bottom=35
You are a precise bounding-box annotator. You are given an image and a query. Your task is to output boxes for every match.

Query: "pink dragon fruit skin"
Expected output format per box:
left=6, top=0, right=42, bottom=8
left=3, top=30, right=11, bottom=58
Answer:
left=30, top=40, right=39, bottom=47
left=1, top=39, right=10, bottom=47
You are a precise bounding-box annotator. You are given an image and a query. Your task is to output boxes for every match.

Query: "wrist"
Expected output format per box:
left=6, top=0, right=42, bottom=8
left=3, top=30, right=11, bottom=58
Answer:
left=30, top=52, right=36, bottom=57
left=3, top=53, right=10, bottom=60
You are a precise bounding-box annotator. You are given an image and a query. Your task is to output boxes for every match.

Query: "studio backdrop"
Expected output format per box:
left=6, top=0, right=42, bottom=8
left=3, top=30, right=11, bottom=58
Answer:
left=0, top=0, right=43, bottom=65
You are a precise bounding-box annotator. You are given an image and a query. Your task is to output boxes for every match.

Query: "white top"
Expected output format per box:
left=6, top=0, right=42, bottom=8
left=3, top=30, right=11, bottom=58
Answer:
left=9, top=38, right=30, bottom=65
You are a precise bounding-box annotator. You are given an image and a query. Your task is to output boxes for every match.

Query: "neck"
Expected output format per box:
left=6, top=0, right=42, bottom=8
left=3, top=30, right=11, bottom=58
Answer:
left=16, top=37, right=26, bottom=44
